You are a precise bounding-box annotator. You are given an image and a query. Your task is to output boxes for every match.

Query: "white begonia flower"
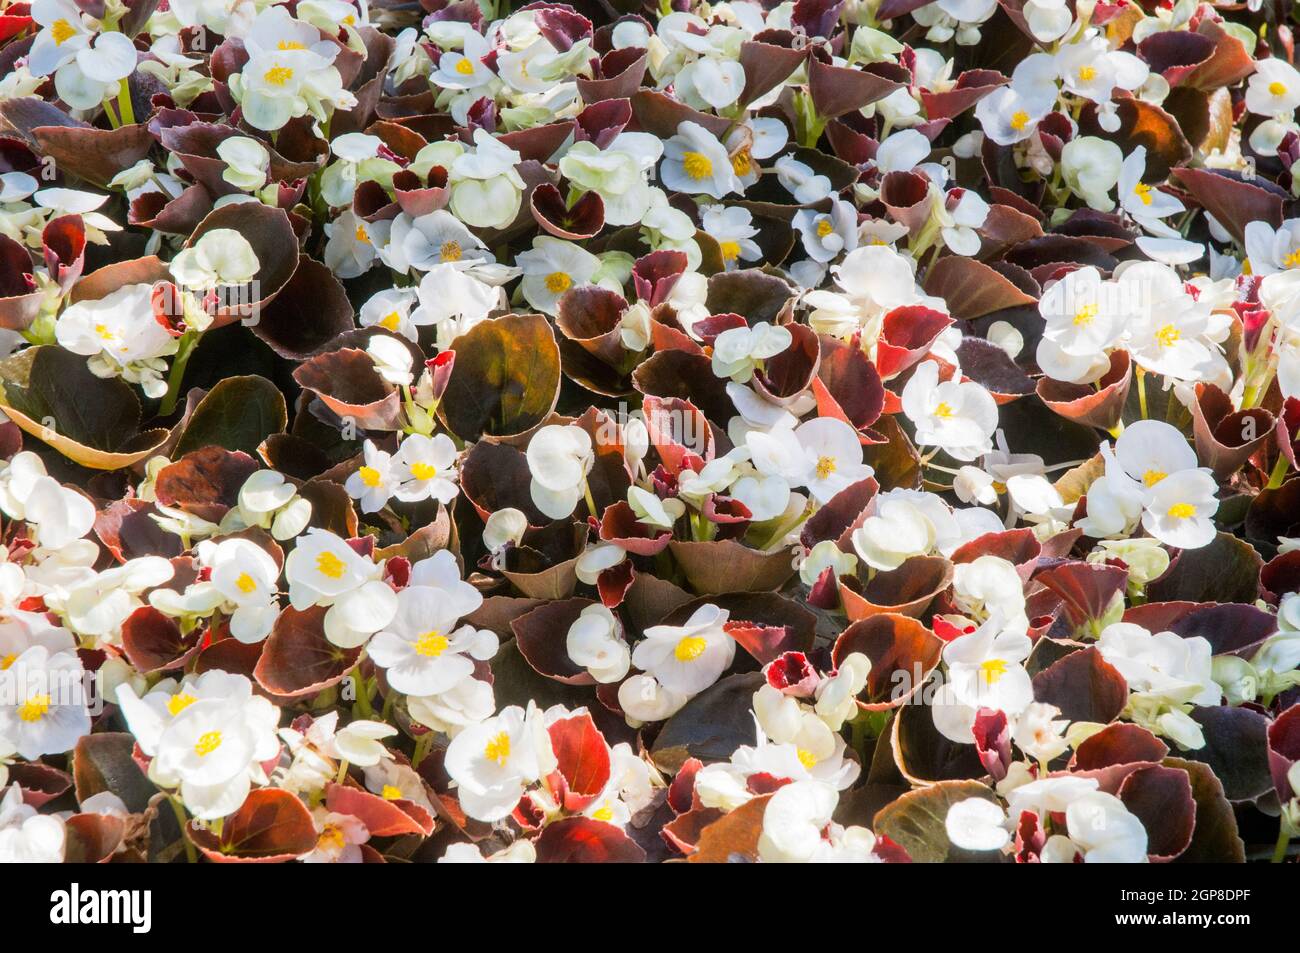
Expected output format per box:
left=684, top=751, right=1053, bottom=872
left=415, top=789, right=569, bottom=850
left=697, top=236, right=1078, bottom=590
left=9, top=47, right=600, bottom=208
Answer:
left=359, top=287, right=419, bottom=340
left=0, top=784, right=65, bottom=863
left=366, top=334, right=414, bottom=387
left=482, top=508, right=528, bottom=563
left=1060, top=136, right=1124, bottom=211
left=408, top=676, right=496, bottom=736
left=901, top=360, right=998, bottom=461
left=952, top=556, right=1029, bottom=633
left=804, top=245, right=936, bottom=345
left=793, top=417, right=874, bottom=503
left=119, top=674, right=280, bottom=821
left=575, top=543, right=626, bottom=586
left=431, top=30, right=494, bottom=90
left=216, top=137, right=271, bottom=192
left=409, top=263, right=503, bottom=351
left=632, top=603, right=736, bottom=697
left=51, top=30, right=138, bottom=111
left=449, top=129, right=526, bottom=230
left=711, top=322, right=793, bottom=383
left=517, top=236, right=603, bottom=316
left=1119, top=147, right=1185, bottom=237
left=229, top=8, right=356, bottom=131
left=794, top=198, right=859, bottom=264
left=389, top=210, right=490, bottom=274
left=320, top=133, right=401, bottom=208
left=1065, top=790, right=1150, bottom=863
left=702, top=205, right=763, bottom=271
left=975, top=52, right=1058, bottom=145
left=813, top=652, right=871, bottom=731
left=559, top=133, right=664, bottom=227
left=0, top=645, right=91, bottom=759
left=284, top=528, right=397, bottom=648
left=444, top=703, right=557, bottom=822
left=945, top=796, right=1011, bottom=851
left=367, top=553, right=495, bottom=697
left=224, top=470, right=312, bottom=541
left=799, top=539, right=859, bottom=589
left=1013, top=702, right=1070, bottom=763
left=169, top=229, right=260, bottom=292
left=661, top=121, right=743, bottom=199
left=151, top=537, right=280, bottom=644
left=874, top=128, right=933, bottom=175
left=390, top=433, right=460, bottom=505
left=526, top=424, right=594, bottom=520
left=55, top=283, right=179, bottom=397
left=851, top=497, right=938, bottom=571
left=28, top=0, right=92, bottom=77
left=566, top=603, right=631, bottom=684
left=0, top=455, right=95, bottom=551
left=1246, top=58, right=1300, bottom=118
left=1097, top=622, right=1220, bottom=710
left=345, top=439, right=397, bottom=514
left=938, top=188, right=990, bottom=256
left=774, top=156, right=832, bottom=204
left=1035, top=266, right=1124, bottom=384
left=933, top=614, right=1034, bottom=742
left=331, top=720, right=398, bottom=769
left=758, top=780, right=879, bottom=863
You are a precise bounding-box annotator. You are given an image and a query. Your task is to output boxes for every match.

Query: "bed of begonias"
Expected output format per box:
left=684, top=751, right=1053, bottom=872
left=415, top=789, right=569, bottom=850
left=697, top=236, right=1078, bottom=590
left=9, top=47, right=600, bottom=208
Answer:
left=0, top=0, right=1299, bottom=866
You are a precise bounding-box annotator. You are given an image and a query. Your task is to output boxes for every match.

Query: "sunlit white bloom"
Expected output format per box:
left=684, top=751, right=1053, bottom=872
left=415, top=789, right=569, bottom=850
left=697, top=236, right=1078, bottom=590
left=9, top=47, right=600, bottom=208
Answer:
left=444, top=703, right=557, bottom=822
left=526, top=424, right=594, bottom=520
left=284, top=529, right=397, bottom=648
left=901, top=361, right=998, bottom=461
left=56, top=283, right=179, bottom=397
left=633, top=604, right=735, bottom=697
left=662, top=121, right=742, bottom=199
left=566, top=603, right=631, bottom=684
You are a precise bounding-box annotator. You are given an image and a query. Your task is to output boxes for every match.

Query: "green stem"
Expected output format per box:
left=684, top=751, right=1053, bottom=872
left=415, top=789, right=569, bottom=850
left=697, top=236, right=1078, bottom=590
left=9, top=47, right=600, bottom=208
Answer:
left=1273, top=825, right=1291, bottom=864
left=116, top=77, right=135, bottom=127
left=1268, top=454, right=1290, bottom=490
left=159, top=332, right=199, bottom=417
left=168, top=796, right=198, bottom=864
left=1136, top=366, right=1149, bottom=420
left=335, top=759, right=350, bottom=784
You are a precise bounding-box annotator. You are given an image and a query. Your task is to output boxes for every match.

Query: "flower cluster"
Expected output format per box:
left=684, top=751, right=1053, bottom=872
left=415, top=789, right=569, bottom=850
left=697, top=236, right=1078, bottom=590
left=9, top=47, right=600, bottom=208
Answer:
left=0, top=0, right=1299, bottom=867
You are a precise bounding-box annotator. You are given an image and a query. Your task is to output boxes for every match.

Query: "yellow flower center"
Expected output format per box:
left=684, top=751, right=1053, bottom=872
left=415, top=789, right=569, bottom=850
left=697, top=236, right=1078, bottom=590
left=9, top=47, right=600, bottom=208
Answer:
left=934, top=402, right=954, bottom=418
left=1077, top=65, right=1096, bottom=82
left=591, top=805, right=614, bottom=822
left=1283, top=250, right=1300, bottom=269
left=235, top=572, right=257, bottom=594
left=379, top=311, right=402, bottom=331
left=719, top=240, right=741, bottom=261
left=1166, top=502, right=1196, bottom=520
left=277, top=40, right=306, bottom=50
left=316, top=550, right=347, bottom=580
left=979, top=658, right=1009, bottom=685
left=0, top=653, right=15, bottom=670
left=815, top=455, right=837, bottom=480
left=797, top=748, right=818, bottom=770
left=318, top=824, right=346, bottom=851
left=1009, top=110, right=1030, bottom=131
left=355, top=224, right=369, bottom=243
left=1155, top=323, right=1181, bottom=348
left=1270, top=81, right=1289, bottom=96
left=194, top=730, right=223, bottom=756
left=1073, top=303, right=1098, bottom=327
left=414, top=630, right=450, bottom=657
left=674, top=635, right=709, bottom=662
left=410, top=462, right=437, bottom=480
left=17, top=694, right=50, bottom=722
left=263, top=65, right=294, bottom=86
left=455, top=57, right=476, bottom=76
left=682, top=150, right=713, bottom=181
left=167, top=692, right=198, bottom=716
left=730, top=149, right=752, bottom=177
left=816, top=218, right=834, bottom=238
left=1142, top=469, right=1166, bottom=488
left=484, top=731, right=511, bottom=766
left=545, top=271, right=572, bottom=294
left=381, top=784, right=403, bottom=800
left=95, top=322, right=115, bottom=341
left=440, top=240, right=463, bottom=262
left=51, top=18, right=76, bottom=45
left=358, top=465, right=383, bottom=488
left=1133, top=182, right=1154, bottom=206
